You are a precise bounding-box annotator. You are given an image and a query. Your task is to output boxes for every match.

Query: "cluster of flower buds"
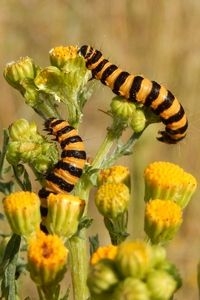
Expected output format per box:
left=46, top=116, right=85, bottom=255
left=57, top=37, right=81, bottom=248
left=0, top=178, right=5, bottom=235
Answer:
left=110, top=96, right=160, bottom=134
left=6, top=118, right=58, bottom=174
left=88, top=240, right=181, bottom=299
left=144, top=161, right=197, bottom=244
left=3, top=46, right=91, bottom=123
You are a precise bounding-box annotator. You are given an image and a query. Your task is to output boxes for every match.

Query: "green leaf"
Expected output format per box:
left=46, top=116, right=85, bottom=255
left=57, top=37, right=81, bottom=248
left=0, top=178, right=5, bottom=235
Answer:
left=0, top=181, right=14, bottom=196
left=89, top=235, right=100, bottom=256
left=0, top=234, right=21, bottom=299
left=12, top=164, right=32, bottom=191
left=0, top=130, right=9, bottom=178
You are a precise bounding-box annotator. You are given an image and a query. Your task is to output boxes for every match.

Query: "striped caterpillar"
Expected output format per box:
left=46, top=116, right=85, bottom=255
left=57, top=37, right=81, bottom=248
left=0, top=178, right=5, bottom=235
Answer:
left=79, top=45, right=188, bottom=144
left=39, top=118, right=86, bottom=221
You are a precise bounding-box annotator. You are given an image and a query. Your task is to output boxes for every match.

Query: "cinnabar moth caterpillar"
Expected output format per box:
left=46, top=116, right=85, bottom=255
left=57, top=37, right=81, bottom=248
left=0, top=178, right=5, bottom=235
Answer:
left=39, top=118, right=86, bottom=221
left=79, top=45, right=188, bottom=144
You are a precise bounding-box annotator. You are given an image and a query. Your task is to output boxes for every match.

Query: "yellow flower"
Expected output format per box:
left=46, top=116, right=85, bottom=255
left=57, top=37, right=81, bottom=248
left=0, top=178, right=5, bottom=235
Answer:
left=49, top=45, right=78, bottom=68
left=144, top=199, right=182, bottom=244
left=95, top=182, right=130, bottom=219
left=144, top=161, right=197, bottom=208
left=3, top=191, right=41, bottom=238
left=45, top=193, right=85, bottom=239
left=98, top=165, right=130, bottom=188
left=91, top=245, right=118, bottom=265
left=27, top=231, right=68, bottom=286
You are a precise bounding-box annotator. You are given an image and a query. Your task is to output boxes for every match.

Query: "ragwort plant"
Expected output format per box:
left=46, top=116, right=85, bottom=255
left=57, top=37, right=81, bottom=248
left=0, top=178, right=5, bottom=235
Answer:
left=0, top=45, right=197, bottom=300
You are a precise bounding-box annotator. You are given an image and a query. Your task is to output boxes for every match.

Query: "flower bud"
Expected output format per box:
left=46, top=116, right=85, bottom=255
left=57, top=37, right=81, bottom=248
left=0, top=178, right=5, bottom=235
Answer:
left=144, top=199, right=182, bottom=244
left=45, top=193, right=85, bottom=239
left=27, top=231, right=68, bottom=286
left=3, top=191, right=41, bottom=238
left=90, top=245, right=118, bottom=265
left=34, top=66, right=63, bottom=95
left=112, top=277, right=150, bottom=300
left=97, top=165, right=130, bottom=188
left=95, top=182, right=130, bottom=219
left=3, top=56, right=38, bottom=90
left=146, top=270, right=178, bottom=299
left=7, top=119, right=58, bottom=173
left=110, top=96, right=136, bottom=120
left=130, top=109, right=146, bottom=133
left=158, top=261, right=182, bottom=290
left=49, top=45, right=78, bottom=68
left=9, top=118, right=37, bottom=141
left=115, top=240, right=153, bottom=279
left=144, top=161, right=197, bottom=208
left=87, top=260, right=119, bottom=295
left=151, top=244, right=167, bottom=268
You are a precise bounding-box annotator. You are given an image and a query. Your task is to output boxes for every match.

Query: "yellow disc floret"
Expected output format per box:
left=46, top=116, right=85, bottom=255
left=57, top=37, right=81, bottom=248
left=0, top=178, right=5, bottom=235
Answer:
left=3, top=191, right=41, bottom=238
left=49, top=45, right=78, bottom=67
left=95, top=182, right=130, bottom=219
left=144, top=161, right=197, bottom=208
left=27, top=231, right=68, bottom=286
left=145, top=199, right=183, bottom=244
left=91, top=245, right=118, bottom=265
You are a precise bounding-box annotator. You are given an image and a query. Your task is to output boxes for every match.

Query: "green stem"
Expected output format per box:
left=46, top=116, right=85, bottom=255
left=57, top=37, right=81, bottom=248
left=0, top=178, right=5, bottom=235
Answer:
left=67, top=232, right=89, bottom=300
left=37, top=285, right=60, bottom=300
left=91, top=131, right=116, bottom=170
left=67, top=186, right=90, bottom=300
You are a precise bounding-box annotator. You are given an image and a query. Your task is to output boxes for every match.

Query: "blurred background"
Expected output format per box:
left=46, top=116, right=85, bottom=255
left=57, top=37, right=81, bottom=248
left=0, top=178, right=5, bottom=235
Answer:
left=0, top=0, right=200, bottom=299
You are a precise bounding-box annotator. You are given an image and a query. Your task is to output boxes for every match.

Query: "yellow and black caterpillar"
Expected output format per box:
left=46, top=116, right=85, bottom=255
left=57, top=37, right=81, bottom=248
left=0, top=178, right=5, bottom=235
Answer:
left=79, top=45, right=188, bottom=144
left=39, top=118, right=86, bottom=219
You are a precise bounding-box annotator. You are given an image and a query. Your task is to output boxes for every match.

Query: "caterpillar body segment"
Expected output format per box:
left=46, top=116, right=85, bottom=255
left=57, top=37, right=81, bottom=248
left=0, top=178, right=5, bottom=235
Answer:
left=79, top=45, right=188, bottom=143
left=38, top=118, right=86, bottom=222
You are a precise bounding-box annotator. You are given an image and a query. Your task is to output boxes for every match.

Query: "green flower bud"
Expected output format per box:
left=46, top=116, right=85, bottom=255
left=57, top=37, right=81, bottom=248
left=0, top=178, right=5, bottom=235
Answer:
left=49, top=45, right=78, bottom=68
left=146, top=270, right=178, bottom=300
left=115, top=240, right=153, bottom=279
left=110, top=96, right=136, bottom=120
left=112, top=277, right=150, bottom=300
left=3, top=191, right=41, bottom=239
left=45, top=193, right=85, bottom=239
left=3, top=56, right=38, bottom=90
left=151, top=245, right=167, bottom=268
left=158, top=261, right=182, bottom=290
left=130, top=109, right=146, bottom=133
left=95, top=182, right=130, bottom=219
left=9, top=118, right=38, bottom=141
left=87, top=260, right=119, bottom=295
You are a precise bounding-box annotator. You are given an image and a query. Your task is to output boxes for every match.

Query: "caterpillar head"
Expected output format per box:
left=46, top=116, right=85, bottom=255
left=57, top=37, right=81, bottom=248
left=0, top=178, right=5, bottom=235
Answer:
left=79, top=45, right=94, bottom=60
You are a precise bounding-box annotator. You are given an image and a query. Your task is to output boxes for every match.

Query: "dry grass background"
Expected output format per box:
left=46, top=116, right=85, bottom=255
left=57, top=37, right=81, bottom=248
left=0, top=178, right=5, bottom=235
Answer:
left=0, top=0, right=200, bottom=299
